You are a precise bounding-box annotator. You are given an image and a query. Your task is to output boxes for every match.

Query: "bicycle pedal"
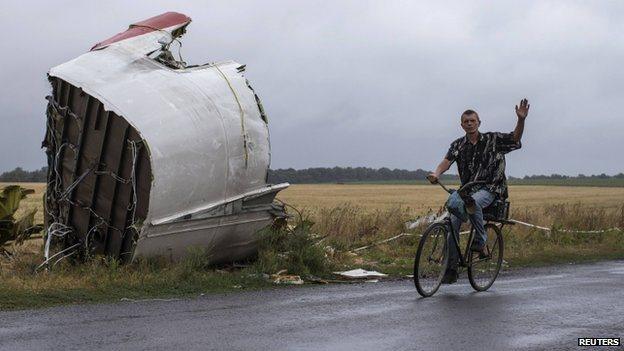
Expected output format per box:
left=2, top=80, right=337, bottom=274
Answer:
left=471, top=251, right=489, bottom=260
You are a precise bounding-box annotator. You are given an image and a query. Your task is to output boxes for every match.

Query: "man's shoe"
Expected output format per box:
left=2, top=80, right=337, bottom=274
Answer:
left=441, top=269, right=458, bottom=284
left=470, top=242, right=488, bottom=259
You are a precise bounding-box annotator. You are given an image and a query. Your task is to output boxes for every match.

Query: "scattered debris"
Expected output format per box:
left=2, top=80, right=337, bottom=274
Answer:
left=404, top=214, right=437, bottom=230
left=351, top=233, right=416, bottom=252
left=272, top=275, right=304, bottom=285
left=333, top=268, right=388, bottom=279
left=270, top=270, right=304, bottom=285
left=120, top=297, right=180, bottom=303
left=306, top=276, right=329, bottom=284
left=324, top=245, right=336, bottom=257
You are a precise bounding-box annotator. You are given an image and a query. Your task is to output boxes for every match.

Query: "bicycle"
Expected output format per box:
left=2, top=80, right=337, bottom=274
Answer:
left=413, top=179, right=514, bottom=297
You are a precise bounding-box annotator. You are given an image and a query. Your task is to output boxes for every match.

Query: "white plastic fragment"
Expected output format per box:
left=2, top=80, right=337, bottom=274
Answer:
left=405, top=214, right=436, bottom=230
left=333, top=268, right=388, bottom=279
left=270, top=270, right=304, bottom=285
left=272, top=275, right=304, bottom=285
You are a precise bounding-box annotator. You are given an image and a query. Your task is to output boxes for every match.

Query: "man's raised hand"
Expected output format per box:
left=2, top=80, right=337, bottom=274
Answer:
left=515, top=98, right=530, bottom=120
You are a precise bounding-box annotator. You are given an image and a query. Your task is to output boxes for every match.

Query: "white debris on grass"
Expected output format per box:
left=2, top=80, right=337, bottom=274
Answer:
left=272, top=275, right=304, bottom=285
left=270, top=270, right=304, bottom=285
left=405, top=214, right=437, bottom=230
left=333, top=268, right=388, bottom=279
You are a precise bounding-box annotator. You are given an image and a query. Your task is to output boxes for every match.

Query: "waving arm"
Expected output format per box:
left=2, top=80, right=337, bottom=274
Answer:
left=513, top=98, right=530, bottom=143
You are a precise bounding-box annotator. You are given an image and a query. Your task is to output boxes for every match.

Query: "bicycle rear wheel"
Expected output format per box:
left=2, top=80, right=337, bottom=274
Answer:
left=414, top=222, right=448, bottom=297
left=467, top=223, right=503, bottom=291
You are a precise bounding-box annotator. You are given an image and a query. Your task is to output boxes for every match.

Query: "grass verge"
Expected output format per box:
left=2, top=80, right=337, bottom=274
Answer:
left=1, top=202, right=622, bottom=310
left=0, top=248, right=274, bottom=311
left=325, top=202, right=624, bottom=276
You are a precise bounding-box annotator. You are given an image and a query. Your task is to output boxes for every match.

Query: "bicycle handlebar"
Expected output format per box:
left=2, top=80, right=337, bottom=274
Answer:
left=432, top=180, right=452, bottom=194
left=428, top=178, right=486, bottom=195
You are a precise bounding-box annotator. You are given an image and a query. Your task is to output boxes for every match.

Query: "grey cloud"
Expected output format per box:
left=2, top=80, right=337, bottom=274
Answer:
left=0, top=0, right=622, bottom=176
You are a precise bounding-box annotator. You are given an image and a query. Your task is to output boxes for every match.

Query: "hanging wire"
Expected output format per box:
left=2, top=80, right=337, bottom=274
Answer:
left=41, top=95, right=145, bottom=270
left=128, top=23, right=187, bottom=68
left=213, top=64, right=249, bottom=167
left=127, top=140, right=140, bottom=226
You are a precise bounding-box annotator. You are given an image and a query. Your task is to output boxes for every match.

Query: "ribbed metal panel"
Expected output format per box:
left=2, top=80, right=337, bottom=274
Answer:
left=44, top=77, right=152, bottom=261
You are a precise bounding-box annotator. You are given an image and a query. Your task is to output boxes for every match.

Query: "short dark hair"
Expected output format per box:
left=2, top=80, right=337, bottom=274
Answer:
left=461, top=109, right=479, bottom=120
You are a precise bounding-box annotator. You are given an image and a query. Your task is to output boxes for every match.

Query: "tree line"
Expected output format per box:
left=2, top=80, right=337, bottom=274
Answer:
left=267, top=167, right=459, bottom=184
left=1, top=166, right=622, bottom=184
left=0, top=167, right=48, bottom=182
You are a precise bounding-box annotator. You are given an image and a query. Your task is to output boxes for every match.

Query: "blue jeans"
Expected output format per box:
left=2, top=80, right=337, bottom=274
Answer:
left=447, top=189, right=495, bottom=270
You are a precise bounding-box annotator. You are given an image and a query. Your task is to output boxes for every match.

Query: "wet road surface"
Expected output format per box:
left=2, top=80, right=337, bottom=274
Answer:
left=1, top=260, right=623, bottom=350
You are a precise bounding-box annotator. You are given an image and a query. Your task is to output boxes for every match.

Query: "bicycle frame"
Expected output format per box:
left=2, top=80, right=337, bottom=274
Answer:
left=441, top=212, right=510, bottom=269
left=429, top=179, right=510, bottom=266
left=442, top=215, right=472, bottom=268
left=414, top=178, right=513, bottom=296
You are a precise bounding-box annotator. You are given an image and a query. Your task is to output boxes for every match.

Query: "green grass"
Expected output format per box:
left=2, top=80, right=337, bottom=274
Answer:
left=0, top=270, right=270, bottom=311
left=357, top=234, right=624, bottom=277
left=0, top=221, right=335, bottom=311
left=0, top=251, right=274, bottom=311
left=308, top=202, right=624, bottom=277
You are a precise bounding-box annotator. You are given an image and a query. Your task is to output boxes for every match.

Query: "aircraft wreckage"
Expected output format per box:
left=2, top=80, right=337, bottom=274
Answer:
left=43, top=12, right=288, bottom=264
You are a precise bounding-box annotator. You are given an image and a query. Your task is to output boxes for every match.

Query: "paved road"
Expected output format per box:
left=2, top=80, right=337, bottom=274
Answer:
left=2, top=261, right=623, bottom=351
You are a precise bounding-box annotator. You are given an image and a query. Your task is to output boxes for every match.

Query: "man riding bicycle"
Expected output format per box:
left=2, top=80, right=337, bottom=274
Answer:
left=427, top=99, right=530, bottom=284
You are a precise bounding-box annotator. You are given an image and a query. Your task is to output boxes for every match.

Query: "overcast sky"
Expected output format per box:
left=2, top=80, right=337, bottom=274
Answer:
left=1, top=1, right=622, bottom=176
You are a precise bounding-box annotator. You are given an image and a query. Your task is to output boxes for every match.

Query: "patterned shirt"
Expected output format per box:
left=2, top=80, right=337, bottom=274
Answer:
left=445, top=131, right=521, bottom=199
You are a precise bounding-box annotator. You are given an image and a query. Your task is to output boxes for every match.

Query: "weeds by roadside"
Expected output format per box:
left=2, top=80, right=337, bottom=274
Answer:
left=253, top=219, right=330, bottom=277
left=0, top=247, right=269, bottom=310
left=314, top=202, right=624, bottom=276
left=1, top=202, right=622, bottom=310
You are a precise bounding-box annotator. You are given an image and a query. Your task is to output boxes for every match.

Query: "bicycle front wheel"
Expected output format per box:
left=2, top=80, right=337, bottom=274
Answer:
left=414, top=222, right=449, bottom=297
left=468, top=223, right=503, bottom=292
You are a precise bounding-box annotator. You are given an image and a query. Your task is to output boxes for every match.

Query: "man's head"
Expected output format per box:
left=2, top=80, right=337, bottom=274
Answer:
left=461, top=109, right=480, bottom=135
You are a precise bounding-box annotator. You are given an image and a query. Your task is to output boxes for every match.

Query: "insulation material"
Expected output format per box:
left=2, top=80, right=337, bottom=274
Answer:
left=43, top=12, right=288, bottom=264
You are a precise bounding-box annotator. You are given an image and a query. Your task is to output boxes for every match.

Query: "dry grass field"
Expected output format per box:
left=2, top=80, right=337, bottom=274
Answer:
left=1, top=182, right=46, bottom=224
left=3, top=182, right=623, bottom=226
left=1, top=182, right=623, bottom=310
left=277, top=183, right=624, bottom=215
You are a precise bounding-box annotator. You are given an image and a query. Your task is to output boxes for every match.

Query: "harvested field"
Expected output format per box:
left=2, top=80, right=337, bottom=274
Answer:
left=277, top=184, right=624, bottom=214
left=1, top=182, right=46, bottom=224
left=3, top=182, right=623, bottom=226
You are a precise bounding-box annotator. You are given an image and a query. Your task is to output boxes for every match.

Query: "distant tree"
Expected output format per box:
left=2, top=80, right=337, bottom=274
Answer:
left=267, top=167, right=458, bottom=184
left=0, top=167, right=47, bottom=182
